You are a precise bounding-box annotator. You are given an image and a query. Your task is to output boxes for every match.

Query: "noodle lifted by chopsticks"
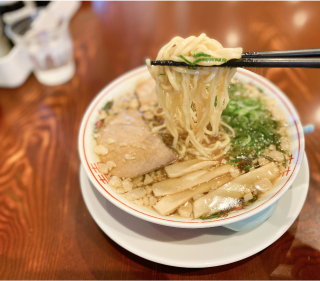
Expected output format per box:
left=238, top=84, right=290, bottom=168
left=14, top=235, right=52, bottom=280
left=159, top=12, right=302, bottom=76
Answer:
left=147, top=34, right=242, bottom=158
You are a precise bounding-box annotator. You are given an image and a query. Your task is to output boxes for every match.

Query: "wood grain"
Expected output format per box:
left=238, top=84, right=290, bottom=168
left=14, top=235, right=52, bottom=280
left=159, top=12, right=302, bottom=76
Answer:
left=1, top=1, right=320, bottom=279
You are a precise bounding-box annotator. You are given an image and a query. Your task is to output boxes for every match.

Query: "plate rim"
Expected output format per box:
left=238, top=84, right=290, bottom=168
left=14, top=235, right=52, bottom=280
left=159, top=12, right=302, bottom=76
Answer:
left=79, top=153, right=309, bottom=268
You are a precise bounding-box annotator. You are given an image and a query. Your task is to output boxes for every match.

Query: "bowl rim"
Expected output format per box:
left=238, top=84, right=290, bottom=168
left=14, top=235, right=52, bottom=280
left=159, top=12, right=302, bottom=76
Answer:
left=78, top=66, right=305, bottom=228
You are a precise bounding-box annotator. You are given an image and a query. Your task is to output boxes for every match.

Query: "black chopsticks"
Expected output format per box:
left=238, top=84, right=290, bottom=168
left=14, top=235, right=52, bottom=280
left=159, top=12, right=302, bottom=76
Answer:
left=241, top=48, right=320, bottom=58
left=150, top=48, right=320, bottom=68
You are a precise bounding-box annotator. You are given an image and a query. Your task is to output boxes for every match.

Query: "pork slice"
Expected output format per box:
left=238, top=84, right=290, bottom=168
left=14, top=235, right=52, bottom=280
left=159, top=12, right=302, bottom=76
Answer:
left=108, top=109, right=146, bottom=127
left=135, top=79, right=158, bottom=105
left=97, top=111, right=177, bottom=178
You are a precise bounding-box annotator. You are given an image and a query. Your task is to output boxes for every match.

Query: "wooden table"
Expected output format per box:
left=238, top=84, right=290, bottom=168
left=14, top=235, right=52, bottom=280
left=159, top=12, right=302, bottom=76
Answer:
left=1, top=2, right=320, bottom=279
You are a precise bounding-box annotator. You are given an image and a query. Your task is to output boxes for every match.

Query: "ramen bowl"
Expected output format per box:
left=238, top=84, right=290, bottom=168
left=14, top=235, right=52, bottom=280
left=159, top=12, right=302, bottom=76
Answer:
left=78, top=66, right=305, bottom=229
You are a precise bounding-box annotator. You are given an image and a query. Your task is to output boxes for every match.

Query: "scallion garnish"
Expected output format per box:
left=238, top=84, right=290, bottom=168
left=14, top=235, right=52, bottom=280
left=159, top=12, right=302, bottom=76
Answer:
left=104, top=101, right=113, bottom=112
left=243, top=165, right=254, bottom=170
left=222, top=82, right=284, bottom=168
left=179, top=55, right=193, bottom=65
left=192, top=57, right=227, bottom=65
left=201, top=211, right=228, bottom=220
left=191, top=50, right=211, bottom=58
left=249, top=195, right=258, bottom=204
left=227, top=161, right=240, bottom=166
left=262, top=155, right=274, bottom=162
left=180, top=55, right=227, bottom=66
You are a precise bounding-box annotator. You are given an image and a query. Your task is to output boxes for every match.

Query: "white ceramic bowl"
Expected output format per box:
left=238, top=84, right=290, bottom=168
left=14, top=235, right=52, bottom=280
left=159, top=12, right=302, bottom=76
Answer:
left=78, top=66, right=305, bottom=228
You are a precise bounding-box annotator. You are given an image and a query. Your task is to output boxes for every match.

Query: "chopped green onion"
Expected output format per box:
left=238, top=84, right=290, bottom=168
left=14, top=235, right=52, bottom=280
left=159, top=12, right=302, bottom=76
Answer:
left=227, top=161, right=240, bottom=166
left=191, top=51, right=211, bottom=58
left=234, top=108, right=250, bottom=116
left=262, top=155, right=274, bottom=162
left=159, top=73, right=165, bottom=76
left=206, top=86, right=210, bottom=91
left=241, top=135, right=251, bottom=146
left=201, top=211, right=228, bottom=220
left=243, top=165, right=254, bottom=170
left=249, top=195, right=258, bottom=204
left=104, top=101, right=113, bottom=112
left=192, top=57, right=227, bottom=65
left=179, top=55, right=193, bottom=65
left=238, top=102, right=259, bottom=110
left=222, top=81, right=286, bottom=167
left=249, top=111, right=259, bottom=121
left=180, top=55, right=227, bottom=66
left=231, top=134, right=251, bottom=147
left=257, top=148, right=265, bottom=156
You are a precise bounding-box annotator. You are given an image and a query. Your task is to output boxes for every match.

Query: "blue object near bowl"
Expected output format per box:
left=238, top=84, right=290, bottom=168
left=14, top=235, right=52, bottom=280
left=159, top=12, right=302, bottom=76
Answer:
left=222, top=201, right=278, bottom=231
left=303, top=124, right=315, bottom=134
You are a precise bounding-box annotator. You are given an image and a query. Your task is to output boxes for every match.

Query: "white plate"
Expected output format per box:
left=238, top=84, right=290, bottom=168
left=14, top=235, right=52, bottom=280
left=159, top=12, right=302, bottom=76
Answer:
left=80, top=153, right=309, bottom=268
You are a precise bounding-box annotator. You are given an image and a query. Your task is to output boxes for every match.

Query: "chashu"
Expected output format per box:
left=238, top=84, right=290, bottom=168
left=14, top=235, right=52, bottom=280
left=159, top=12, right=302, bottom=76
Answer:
left=135, top=79, right=158, bottom=105
left=96, top=109, right=177, bottom=178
